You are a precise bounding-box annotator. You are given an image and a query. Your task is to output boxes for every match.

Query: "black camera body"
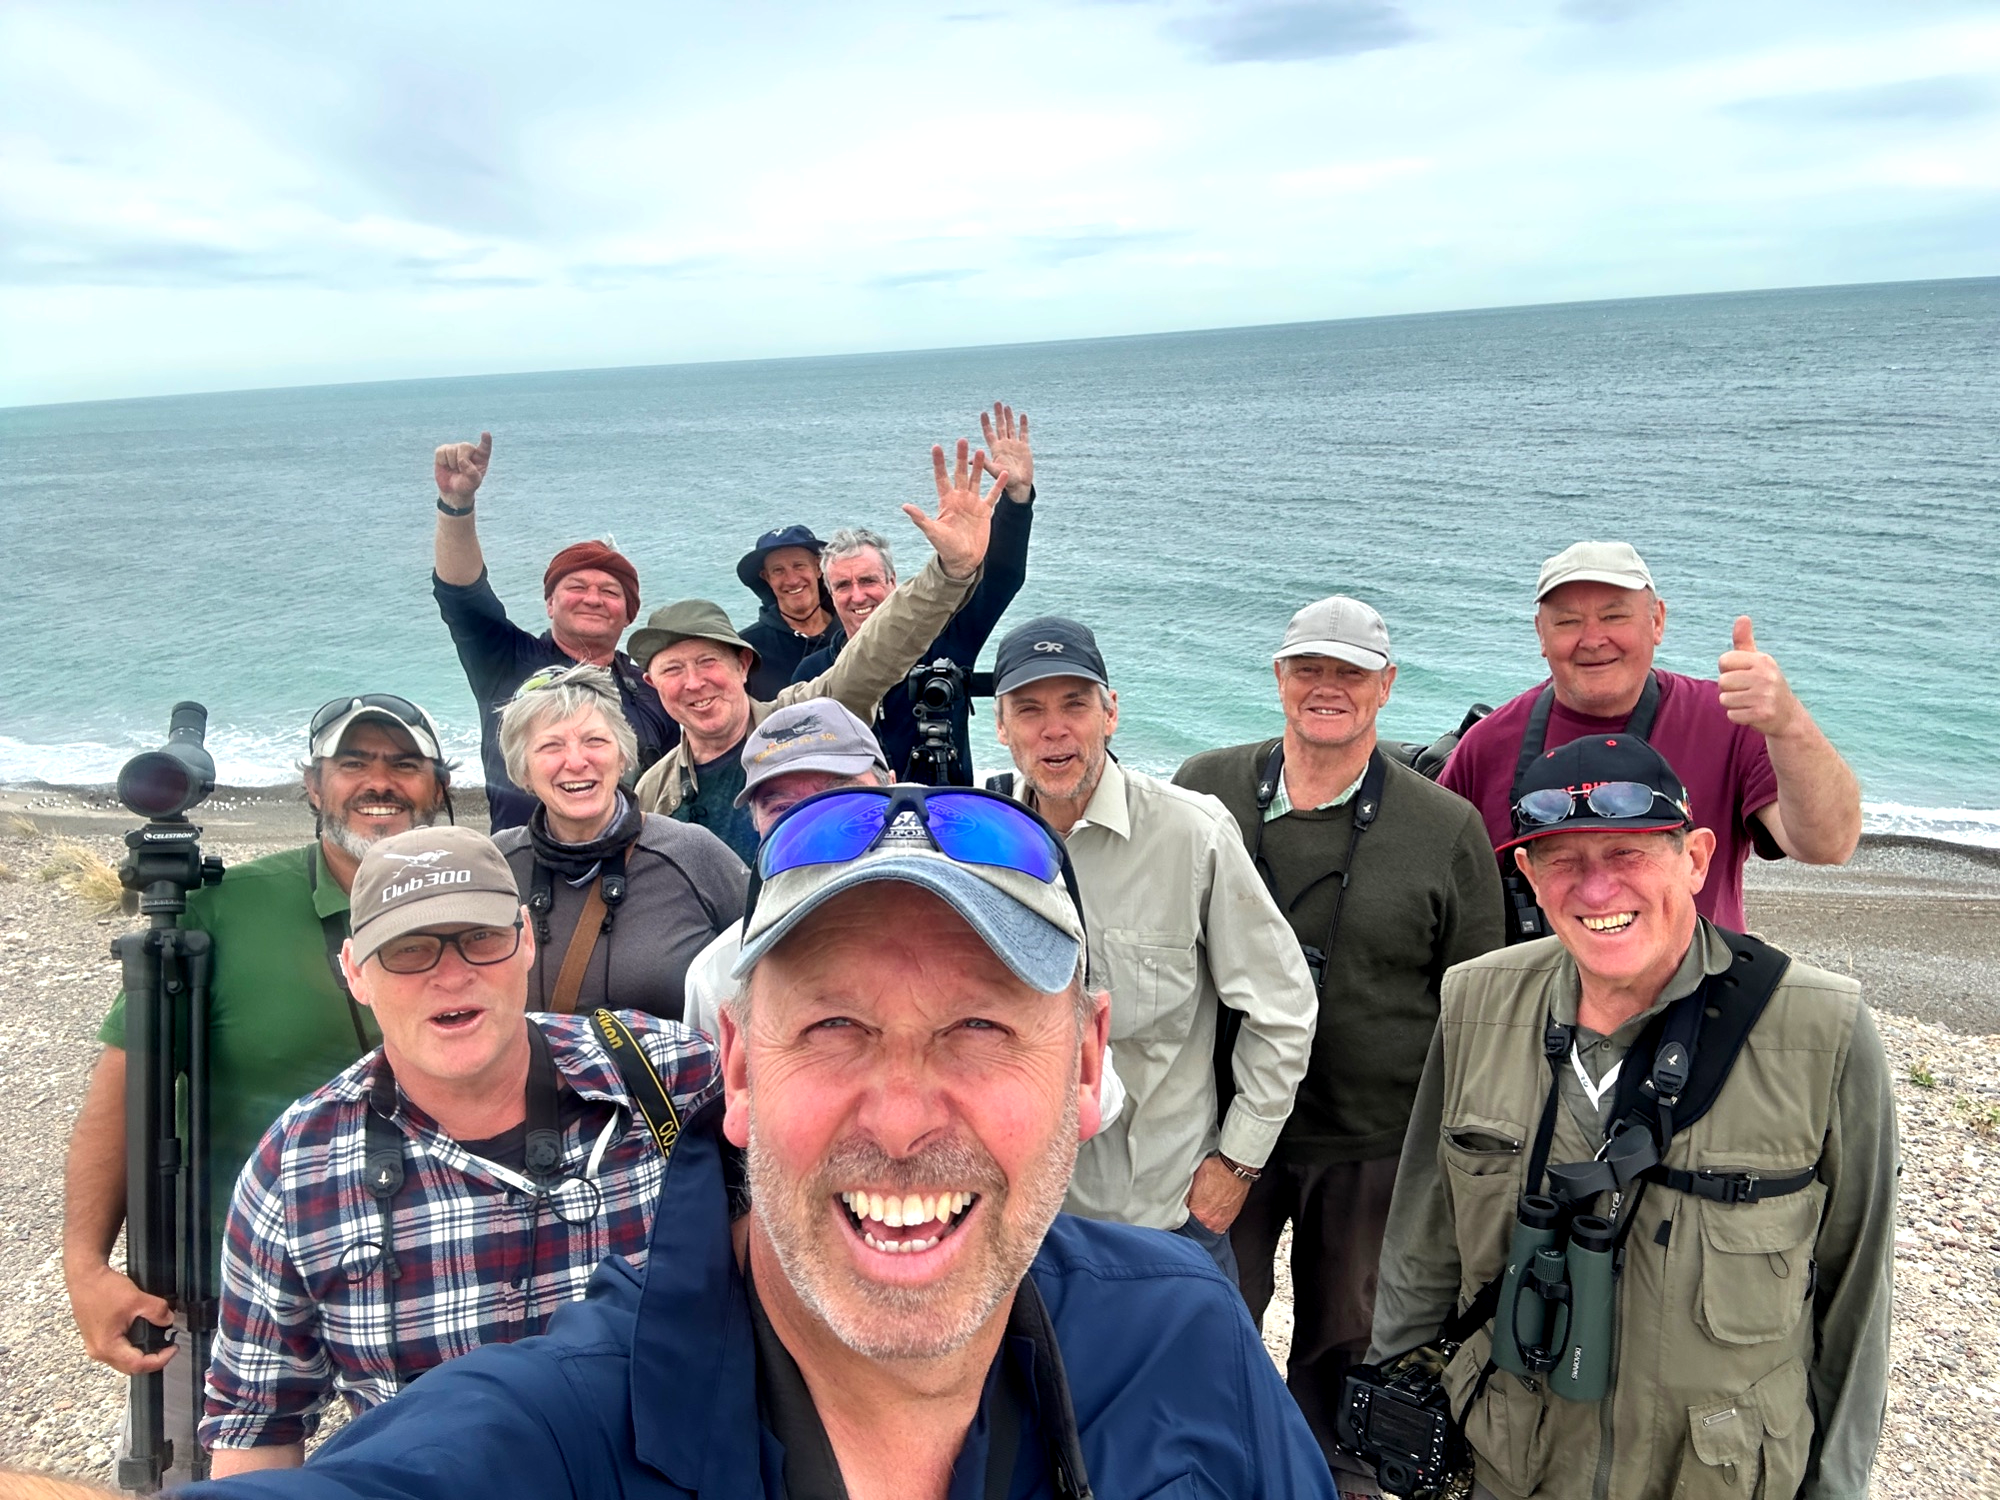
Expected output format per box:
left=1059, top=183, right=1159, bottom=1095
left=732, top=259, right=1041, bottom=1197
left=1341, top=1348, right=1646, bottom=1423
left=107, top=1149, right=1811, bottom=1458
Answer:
left=1337, top=1349, right=1471, bottom=1500
left=906, top=657, right=967, bottom=720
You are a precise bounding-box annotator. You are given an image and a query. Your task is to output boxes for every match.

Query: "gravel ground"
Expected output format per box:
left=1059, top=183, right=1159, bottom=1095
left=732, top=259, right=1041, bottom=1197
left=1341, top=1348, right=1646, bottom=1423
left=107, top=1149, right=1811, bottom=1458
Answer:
left=2, top=819, right=1995, bottom=1495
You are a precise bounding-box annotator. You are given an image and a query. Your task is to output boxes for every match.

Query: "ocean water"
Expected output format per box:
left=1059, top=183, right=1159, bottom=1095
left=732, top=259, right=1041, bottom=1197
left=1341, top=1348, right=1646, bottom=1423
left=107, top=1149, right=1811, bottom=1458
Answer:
left=3, top=277, right=1996, bottom=843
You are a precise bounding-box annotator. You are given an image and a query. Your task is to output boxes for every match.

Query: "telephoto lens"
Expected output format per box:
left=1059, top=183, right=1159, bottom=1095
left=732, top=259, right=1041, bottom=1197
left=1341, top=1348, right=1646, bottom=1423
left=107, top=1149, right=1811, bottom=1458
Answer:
left=1493, top=1194, right=1564, bottom=1376
left=1551, top=1214, right=1617, bottom=1402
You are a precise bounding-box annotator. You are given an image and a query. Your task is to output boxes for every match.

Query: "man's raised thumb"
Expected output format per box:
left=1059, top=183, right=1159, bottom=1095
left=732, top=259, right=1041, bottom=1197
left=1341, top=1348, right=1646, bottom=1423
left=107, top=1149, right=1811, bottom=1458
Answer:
left=1731, top=615, right=1756, bottom=654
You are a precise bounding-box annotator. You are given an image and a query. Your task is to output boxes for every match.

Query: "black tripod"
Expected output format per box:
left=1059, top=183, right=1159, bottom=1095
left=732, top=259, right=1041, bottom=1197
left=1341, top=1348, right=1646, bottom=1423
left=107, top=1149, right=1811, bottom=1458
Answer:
left=110, top=704, right=223, bottom=1491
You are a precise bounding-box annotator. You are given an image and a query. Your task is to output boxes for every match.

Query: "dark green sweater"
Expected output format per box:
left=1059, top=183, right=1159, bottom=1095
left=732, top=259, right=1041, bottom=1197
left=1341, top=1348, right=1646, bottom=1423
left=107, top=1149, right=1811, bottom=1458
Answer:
left=1175, top=740, right=1505, bottom=1163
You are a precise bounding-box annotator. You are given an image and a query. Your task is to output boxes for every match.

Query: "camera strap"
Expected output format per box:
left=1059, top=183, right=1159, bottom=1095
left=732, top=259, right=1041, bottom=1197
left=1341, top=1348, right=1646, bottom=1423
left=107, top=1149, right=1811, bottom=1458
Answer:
left=307, top=844, right=376, bottom=1053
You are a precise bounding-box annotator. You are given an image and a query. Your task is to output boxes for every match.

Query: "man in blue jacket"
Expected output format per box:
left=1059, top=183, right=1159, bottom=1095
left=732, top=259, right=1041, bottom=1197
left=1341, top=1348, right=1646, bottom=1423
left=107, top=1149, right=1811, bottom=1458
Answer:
left=791, top=403, right=1037, bottom=783
left=99, top=781, right=1334, bottom=1500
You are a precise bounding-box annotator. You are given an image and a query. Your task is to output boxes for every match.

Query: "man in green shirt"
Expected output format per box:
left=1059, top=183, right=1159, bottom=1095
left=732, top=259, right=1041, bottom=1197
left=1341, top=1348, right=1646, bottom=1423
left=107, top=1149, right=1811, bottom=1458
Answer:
left=1176, top=595, right=1504, bottom=1463
left=62, top=695, right=454, bottom=1488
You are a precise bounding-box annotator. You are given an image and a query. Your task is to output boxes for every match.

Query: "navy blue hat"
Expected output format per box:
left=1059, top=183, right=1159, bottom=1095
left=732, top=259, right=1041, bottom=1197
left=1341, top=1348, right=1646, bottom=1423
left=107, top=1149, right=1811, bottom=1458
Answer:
left=736, top=525, right=827, bottom=594
left=1499, top=734, right=1694, bottom=853
left=993, top=616, right=1110, bottom=697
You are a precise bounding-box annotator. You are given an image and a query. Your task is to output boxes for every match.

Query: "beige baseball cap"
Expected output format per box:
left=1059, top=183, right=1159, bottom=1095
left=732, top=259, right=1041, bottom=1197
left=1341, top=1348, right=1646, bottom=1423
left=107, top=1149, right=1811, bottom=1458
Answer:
left=1536, top=541, right=1655, bottom=601
left=348, top=826, right=523, bottom=966
left=1273, top=595, right=1392, bottom=671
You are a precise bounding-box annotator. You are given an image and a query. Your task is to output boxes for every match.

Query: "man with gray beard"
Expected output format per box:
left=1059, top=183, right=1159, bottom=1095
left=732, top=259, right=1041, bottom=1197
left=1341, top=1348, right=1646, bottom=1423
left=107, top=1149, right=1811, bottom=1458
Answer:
left=61, top=695, right=453, bottom=1489
left=46, top=785, right=1336, bottom=1499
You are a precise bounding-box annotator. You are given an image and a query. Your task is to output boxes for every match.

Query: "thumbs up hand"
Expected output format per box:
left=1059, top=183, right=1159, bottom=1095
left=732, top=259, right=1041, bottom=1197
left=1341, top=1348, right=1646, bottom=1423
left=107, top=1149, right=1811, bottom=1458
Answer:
left=1717, top=615, right=1799, bottom=737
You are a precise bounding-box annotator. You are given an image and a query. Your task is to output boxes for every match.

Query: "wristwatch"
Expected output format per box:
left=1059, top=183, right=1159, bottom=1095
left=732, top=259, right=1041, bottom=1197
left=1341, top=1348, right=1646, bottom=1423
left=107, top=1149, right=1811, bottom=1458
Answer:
left=1214, top=1152, right=1262, bottom=1183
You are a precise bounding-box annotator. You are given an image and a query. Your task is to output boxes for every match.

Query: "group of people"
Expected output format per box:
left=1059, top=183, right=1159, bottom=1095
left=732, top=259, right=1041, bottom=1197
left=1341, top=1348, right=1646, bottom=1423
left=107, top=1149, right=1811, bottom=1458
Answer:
left=33, top=405, right=1897, bottom=1500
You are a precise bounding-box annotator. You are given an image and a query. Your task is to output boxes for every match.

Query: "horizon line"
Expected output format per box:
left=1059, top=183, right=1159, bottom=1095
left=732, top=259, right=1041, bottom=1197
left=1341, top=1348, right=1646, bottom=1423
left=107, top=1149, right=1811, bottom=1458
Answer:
left=7, top=271, right=1994, bottom=417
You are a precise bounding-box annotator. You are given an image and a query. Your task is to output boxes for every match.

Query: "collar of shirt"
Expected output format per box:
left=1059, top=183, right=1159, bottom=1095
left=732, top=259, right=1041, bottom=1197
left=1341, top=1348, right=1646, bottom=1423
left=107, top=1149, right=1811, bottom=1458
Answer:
left=1263, top=763, right=1367, bottom=823
left=1551, top=920, right=1732, bottom=1076
left=1068, top=756, right=1131, bottom=840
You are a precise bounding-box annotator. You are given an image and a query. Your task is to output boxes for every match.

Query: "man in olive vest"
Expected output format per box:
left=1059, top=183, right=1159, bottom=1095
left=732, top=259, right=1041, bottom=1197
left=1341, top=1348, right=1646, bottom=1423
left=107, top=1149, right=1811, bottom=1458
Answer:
left=1369, top=734, right=1895, bottom=1500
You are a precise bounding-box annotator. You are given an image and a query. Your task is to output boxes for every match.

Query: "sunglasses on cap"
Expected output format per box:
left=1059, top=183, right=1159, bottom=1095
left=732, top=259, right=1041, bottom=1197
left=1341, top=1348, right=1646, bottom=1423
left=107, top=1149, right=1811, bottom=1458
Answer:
left=309, top=694, right=439, bottom=745
left=743, top=785, right=1085, bottom=936
left=1513, top=781, right=1692, bottom=829
left=514, top=662, right=619, bottom=699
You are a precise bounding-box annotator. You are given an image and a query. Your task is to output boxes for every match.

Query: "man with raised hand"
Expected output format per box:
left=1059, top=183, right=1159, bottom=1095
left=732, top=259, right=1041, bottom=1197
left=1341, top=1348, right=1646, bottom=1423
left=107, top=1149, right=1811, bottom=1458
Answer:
left=430, top=431, right=677, bottom=831
left=990, top=615, right=1318, bottom=1275
left=1370, top=734, right=1894, bottom=1500
left=1175, top=595, right=1504, bottom=1461
left=1438, top=540, right=1861, bottom=936
left=62, top=696, right=452, bottom=1488
left=792, top=402, right=1039, bottom=784
left=629, top=439, right=1004, bottom=861
left=200, top=826, right=714, bottom=1475
left=19, top=786, right=1336, bottom=1499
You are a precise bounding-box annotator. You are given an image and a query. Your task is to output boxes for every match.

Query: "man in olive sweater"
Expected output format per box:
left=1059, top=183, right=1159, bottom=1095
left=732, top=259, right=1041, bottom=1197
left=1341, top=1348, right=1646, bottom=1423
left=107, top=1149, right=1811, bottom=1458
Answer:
left=1175, top=596, right=1504, bottom=1463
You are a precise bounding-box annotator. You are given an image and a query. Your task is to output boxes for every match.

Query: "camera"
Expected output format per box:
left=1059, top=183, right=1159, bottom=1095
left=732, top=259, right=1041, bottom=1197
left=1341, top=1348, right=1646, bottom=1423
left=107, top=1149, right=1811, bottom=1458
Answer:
left=906, top=657, right=967, bottom=720
left=1338, top=1347, right=1472, bottom=1500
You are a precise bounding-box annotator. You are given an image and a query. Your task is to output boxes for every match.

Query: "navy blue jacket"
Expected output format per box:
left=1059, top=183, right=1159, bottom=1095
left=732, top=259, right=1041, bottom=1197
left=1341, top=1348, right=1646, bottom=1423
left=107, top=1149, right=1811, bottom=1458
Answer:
left=432, top=570, right=678, bottom=832
left=791, top=493, right=1034, bottom=784
left=188, top=1102, right=1333, bottom=1500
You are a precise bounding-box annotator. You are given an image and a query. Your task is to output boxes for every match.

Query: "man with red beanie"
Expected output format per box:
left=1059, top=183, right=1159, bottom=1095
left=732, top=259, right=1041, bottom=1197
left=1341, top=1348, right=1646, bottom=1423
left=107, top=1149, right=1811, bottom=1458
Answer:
left=430, top=432, right=678, bottom=832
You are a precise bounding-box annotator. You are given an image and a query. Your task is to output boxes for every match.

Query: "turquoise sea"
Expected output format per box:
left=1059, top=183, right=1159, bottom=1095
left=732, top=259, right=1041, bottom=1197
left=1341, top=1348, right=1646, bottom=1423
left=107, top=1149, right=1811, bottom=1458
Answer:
left=3, top=277, right=1996, bottom=843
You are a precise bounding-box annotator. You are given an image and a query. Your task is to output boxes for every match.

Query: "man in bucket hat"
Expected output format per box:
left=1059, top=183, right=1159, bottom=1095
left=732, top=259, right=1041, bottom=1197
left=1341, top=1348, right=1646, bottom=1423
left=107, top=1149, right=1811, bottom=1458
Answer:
left=429, top=431, right=677, bottom=831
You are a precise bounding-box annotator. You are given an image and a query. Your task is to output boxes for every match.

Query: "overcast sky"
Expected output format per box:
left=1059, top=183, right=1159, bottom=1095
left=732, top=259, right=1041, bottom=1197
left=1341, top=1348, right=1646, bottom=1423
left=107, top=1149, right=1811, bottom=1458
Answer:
left=3, top=0, right=1995, bottom=406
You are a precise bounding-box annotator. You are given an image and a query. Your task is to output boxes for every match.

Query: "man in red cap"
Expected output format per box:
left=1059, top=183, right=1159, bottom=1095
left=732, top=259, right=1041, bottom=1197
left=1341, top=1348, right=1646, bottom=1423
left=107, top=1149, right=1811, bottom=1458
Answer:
left=429, top=432, right=679, bottom=832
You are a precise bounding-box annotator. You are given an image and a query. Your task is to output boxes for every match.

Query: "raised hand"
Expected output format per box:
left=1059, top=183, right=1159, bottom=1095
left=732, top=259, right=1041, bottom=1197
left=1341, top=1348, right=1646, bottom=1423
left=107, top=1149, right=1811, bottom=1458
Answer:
left=904, top=438, right=1005, bottom=581
left=1717, top=616, right=1800, bottom=737
left=978, top=402, right=1034, bottom=503
left=434, top=432, right=493, bottom=507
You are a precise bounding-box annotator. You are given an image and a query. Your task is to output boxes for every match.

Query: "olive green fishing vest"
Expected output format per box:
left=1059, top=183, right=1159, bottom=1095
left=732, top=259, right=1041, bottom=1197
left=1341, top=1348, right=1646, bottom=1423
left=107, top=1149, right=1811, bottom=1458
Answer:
left=1432, top=934, right=1859, bottom=1500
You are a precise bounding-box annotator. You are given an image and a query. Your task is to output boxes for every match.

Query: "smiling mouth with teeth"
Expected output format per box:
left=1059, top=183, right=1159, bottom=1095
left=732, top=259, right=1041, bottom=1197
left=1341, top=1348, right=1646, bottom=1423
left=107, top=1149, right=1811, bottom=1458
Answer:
left=1580, top=912, right=1636, bottom=933
left=838, top=1189, right=978, bottom=1255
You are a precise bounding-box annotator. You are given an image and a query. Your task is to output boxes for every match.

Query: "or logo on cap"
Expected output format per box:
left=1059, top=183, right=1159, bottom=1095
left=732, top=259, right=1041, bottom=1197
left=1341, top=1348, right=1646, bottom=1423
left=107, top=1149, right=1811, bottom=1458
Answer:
left=1033, top=641, right=1065, bottom=654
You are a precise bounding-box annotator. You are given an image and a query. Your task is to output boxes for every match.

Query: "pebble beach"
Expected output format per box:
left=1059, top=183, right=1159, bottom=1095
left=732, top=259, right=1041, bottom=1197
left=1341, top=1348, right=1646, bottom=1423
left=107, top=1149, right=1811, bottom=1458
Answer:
left=2, top=789, right=1996, bottom=1495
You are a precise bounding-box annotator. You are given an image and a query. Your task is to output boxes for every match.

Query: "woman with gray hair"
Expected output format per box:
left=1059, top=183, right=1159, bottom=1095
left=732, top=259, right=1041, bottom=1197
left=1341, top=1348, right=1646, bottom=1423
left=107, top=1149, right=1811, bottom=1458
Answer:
left=491, top=663, right=747, bottom=1020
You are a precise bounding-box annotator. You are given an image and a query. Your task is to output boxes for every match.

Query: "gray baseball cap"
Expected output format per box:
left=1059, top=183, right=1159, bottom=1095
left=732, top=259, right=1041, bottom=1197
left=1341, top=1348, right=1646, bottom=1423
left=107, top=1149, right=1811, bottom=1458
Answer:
left=348, top=826, right=523, bottom=966
left=1536, top=541, right=1655, bottom=601
left=1273, top=596, right=1392, bottom=671
left=731, top=800, right=1085, bottom=995
left=628, top=599, right=758, bottom=674
left=735, top=699, right=890, bottom=807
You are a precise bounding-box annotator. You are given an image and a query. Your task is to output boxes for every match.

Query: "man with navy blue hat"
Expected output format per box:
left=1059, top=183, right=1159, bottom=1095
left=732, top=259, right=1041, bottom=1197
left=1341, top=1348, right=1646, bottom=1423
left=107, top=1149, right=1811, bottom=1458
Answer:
left=78, top=782, right=1338, bottom=1500
left=1370, top=734, right=1894, bottom=1500
left=737, top=523, right=837, bottom=698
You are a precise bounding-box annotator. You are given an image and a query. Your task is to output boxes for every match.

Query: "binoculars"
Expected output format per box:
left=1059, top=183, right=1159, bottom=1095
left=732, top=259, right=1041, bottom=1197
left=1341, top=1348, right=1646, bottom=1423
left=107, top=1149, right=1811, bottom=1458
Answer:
left=1491, top=1194, right=1615, bottom=1401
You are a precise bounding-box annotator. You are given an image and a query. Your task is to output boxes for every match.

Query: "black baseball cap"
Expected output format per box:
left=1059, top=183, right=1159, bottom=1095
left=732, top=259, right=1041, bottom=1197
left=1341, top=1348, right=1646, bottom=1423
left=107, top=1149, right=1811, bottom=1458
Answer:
left=1498, top=734, right=1695, bottom=853
left=992, top=616, right=1110, bottom=697
left=736, top=525, right=827, bottom=593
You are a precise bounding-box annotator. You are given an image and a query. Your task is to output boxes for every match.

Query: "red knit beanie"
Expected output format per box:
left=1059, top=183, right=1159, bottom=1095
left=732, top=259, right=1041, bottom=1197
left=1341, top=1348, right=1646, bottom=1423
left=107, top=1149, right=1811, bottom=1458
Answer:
left=543, top=541, right=641, bottom=624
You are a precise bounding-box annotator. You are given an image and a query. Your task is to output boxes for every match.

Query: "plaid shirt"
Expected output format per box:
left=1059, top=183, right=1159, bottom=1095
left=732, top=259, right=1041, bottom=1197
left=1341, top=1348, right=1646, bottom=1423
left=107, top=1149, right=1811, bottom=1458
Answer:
left=200, top=1010, right=717, bottom=1452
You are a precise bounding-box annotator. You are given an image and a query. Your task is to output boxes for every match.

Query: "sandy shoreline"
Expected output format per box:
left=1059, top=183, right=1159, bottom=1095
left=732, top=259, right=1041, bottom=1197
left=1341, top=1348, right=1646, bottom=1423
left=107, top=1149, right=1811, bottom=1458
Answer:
left=1, top=796, right=1997, bottom=1494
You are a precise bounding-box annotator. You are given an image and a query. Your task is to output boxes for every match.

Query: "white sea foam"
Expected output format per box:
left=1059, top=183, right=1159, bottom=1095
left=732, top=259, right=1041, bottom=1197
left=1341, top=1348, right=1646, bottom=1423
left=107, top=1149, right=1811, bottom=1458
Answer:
left=1860, top=802, right=2000, bottom=851
left=0, top=729, right=488, bottom=791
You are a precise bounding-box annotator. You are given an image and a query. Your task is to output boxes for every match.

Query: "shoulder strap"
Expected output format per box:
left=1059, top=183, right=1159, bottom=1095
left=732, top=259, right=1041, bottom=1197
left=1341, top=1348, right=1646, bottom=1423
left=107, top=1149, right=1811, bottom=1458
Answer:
left=591, top=1010, right=683, bottom=1161
left=308, top=845, right=376, bottom=1053
left=983, top=771, right=1016, bottom=798
left=1511, top=686, right=1559, bottom=803
left=363, top=1066, right=406, bottom=1389
left=548, top=880, right=610, bottom=1015
left=1624, top=669, right=1663, bottom=743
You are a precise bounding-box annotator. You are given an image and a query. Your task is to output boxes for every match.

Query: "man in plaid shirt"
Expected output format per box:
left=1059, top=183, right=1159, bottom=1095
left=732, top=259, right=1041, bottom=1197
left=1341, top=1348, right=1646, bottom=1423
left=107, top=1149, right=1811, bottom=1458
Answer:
left=199, top=824, right=717, bottom=1476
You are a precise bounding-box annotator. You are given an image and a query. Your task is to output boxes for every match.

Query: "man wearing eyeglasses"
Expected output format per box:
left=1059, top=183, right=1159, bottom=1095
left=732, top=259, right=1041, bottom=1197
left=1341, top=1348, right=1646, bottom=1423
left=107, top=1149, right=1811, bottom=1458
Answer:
left=1369, top=735, right=1894, bottom=1500
left=11, top=787, right=1334, bottom=1500
left=430, top=431, right=679, bottom=832
left=62, top=696, right=454, bottom=1488
left=1436, top=541, right=1861, bottom=938
left=198, top=825, right=714, bottom=1475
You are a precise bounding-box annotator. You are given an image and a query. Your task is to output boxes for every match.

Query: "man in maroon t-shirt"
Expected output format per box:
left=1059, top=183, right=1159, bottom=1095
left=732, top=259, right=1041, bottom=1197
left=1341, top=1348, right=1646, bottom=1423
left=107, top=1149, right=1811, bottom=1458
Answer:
left=1439, top=540, right=1861, bottom=932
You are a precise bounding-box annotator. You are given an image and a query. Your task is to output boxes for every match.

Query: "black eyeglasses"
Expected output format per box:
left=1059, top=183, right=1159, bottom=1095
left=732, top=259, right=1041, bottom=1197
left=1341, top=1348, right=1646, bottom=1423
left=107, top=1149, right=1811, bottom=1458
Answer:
left=311, top=694, right=437, bottom=743
left=373, top=923, right=524, bottom=975
left=1514, top=782, right=1691, bottom=829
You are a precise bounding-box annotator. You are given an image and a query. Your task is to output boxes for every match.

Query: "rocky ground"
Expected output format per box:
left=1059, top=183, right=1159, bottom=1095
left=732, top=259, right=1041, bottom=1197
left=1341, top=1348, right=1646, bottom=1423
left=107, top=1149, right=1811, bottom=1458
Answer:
left=1, top=809, right=1995, bottom=1495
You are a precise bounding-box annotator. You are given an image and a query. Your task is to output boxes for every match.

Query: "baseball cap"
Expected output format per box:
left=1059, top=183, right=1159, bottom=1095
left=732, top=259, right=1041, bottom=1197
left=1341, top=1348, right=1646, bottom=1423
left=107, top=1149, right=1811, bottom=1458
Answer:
left=348, top=826, right=523, bottom=966
left=1536, top=541, right=1655, bottom=601
left=1273, top=595, right=1392, bottom=671
left=627, top=599, right=759, bottom=674
left=992, top=616, right=1110, bottom=698
left=735, top=699, right=890, bottom=807
left=1496, top=734, right=1695, bottom=853
left=731, top=788, right=1085, bottom=994
left=736, top=525, right=827, bottom=594
left=308, top=695, right=446, bottom=763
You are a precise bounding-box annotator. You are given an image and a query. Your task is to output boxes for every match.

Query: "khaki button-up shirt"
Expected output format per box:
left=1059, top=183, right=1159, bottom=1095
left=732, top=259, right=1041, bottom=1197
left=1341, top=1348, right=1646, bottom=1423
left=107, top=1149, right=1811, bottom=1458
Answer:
left=1028, top=759, right=1318, bottom=1230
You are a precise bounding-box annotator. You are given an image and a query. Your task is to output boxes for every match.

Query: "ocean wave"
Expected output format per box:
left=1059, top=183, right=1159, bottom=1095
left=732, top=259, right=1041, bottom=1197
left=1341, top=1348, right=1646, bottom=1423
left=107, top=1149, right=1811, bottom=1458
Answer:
left=1860, top=802, right=2000, bottom=850
left=0, top=728, right=488, bottom=790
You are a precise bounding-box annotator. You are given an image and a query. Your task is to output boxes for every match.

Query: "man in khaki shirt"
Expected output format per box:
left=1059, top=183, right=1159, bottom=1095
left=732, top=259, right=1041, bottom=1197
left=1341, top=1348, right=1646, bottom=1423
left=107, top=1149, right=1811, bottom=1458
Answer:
left=989, top=616, right=1317, bottom=1274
